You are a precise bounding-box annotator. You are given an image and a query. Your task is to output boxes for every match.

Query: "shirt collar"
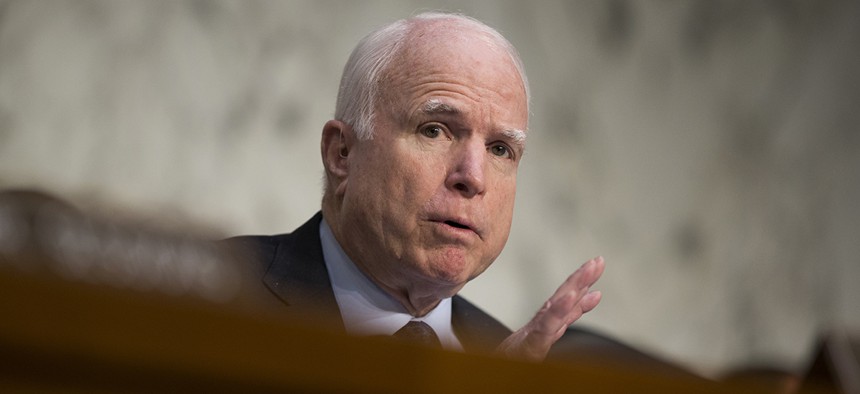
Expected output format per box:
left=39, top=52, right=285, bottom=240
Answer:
left=319, top=218, right=462, bottom=350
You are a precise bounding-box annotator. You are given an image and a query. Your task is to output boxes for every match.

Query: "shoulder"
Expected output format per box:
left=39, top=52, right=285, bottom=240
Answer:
left=220, top=233, right=292, bottom=275
left=217, top=212, right=326, bottom=283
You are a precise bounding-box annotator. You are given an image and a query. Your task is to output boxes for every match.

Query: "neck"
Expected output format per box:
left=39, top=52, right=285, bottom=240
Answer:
left=381, top=282, right=444, bottom=317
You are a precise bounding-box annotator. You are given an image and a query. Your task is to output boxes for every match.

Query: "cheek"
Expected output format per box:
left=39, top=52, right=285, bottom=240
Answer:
left=486, top=179, right=517, bottom=242
left=390, top=150, right=448, bottom=198
left=350, top=143, right=443, bottom=217
left=492, top=176, right=517, bottom=213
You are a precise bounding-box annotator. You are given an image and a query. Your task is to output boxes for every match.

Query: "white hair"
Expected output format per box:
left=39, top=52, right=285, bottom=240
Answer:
left=333, top=12, right=530, bottom=140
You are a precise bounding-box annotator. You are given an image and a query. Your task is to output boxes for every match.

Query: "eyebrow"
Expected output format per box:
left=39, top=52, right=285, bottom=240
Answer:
left=502, top=128, right=527, bottom=145
left=420, top=99, right=461, bottom=116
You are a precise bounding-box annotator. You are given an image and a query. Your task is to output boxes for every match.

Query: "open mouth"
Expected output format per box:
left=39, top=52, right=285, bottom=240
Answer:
left=444, top=220, right=471, bottom=230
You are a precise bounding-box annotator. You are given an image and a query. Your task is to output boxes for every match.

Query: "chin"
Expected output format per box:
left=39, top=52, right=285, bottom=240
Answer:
left=423, top=251, right=481, bottom=286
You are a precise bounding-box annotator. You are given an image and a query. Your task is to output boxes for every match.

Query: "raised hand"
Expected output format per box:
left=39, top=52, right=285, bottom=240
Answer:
left=496, top=256, right=605, bottom=361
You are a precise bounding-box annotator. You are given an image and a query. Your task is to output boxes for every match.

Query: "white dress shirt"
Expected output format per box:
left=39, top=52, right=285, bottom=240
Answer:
left=319, top=219, right=463, bottom=351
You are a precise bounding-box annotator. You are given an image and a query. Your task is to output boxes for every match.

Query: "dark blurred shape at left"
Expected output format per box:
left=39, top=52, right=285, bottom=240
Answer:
left=0, top=189, right=247, bottom=304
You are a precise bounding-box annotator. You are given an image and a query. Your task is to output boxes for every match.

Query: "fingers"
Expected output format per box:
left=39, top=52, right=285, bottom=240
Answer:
left=542, top=290, right=602, bottom=340
left=548, top=256, right=605, bottom=305
left=528, top=257, right=605, bottom=340
left=530, top=291, right=578, bottom=338
left=495, top=257, right=606, bottom=362
left=580, top=290, right=602, bottom=313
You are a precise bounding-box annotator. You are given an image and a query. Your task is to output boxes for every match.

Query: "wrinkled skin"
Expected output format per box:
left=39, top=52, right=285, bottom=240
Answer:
left=322, top=17, right=603, bottom=361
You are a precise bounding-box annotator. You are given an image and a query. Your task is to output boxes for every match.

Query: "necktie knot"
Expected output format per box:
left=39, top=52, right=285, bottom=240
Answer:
left=392, top=321, right=442, bottom=348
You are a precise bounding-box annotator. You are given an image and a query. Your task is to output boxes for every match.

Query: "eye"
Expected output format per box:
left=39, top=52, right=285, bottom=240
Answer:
left=419, top=124, right=447, bottom=139
left=489, top=143, right=513, bottom=159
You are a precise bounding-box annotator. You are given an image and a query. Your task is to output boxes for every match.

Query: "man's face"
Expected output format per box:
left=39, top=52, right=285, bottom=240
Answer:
left=336, top=27, right=528, bottom=300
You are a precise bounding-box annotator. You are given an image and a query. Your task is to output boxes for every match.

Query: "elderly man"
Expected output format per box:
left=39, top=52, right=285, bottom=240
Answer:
left=233, top=12, right=604, bottom=361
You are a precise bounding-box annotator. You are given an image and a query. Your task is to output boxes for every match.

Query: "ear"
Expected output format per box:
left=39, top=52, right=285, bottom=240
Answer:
left=321, top=120, right=355, bottom=193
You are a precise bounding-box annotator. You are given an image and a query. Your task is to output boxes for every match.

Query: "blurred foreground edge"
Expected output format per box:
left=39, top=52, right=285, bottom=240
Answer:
left=0, top=190, right=845, bottom=393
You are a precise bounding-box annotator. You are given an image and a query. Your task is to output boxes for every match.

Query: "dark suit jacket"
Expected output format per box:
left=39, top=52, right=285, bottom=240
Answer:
left=226, top=212, right=512, bottom=353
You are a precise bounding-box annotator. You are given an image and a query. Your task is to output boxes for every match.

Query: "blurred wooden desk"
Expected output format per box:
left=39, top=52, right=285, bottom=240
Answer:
left=0, top=261, right=743, bottom=393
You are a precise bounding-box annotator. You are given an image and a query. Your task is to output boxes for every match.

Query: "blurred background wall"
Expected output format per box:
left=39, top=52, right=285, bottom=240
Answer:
left=1, top=0, right=858, bottom=377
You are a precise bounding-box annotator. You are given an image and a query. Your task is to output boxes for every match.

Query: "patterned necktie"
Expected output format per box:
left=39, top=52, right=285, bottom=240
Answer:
left=392, top=321, right=442, bottom=348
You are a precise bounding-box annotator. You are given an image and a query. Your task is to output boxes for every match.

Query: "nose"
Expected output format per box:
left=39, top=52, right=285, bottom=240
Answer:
left=445, top=142, right=486, bottom=198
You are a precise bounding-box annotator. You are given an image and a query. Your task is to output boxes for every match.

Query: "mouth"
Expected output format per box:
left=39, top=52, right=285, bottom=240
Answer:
left=443, top=220, right=472, bottom=230
left=429, top=216, right=481, bottom=240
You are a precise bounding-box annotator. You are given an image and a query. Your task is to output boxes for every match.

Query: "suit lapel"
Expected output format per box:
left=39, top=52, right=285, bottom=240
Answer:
left=262, top=212, right=344, bottom=330
left=451, top=295, right=512, bottom=353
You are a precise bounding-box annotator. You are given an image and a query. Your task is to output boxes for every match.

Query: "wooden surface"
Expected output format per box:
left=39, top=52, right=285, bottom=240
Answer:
left=0, top=260, right=771, bottom=393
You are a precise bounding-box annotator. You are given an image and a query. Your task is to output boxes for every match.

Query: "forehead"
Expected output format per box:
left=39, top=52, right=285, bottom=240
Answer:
left=379, top=22, right=528, bottom=129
